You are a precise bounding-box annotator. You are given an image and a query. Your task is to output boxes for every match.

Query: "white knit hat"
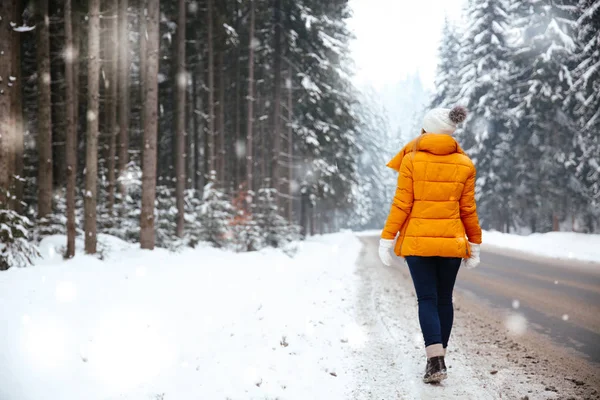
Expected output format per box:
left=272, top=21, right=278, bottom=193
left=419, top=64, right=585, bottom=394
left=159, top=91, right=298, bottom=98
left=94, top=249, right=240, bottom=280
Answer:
left=422, top=106, right=467, bottom=135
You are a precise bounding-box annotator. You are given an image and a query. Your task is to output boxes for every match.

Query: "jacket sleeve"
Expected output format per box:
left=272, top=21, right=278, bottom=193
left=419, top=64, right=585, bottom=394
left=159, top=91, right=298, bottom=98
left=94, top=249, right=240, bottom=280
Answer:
left=381, top=156, right=414, bottom=240
left=460, top=166, right=482, bottom=244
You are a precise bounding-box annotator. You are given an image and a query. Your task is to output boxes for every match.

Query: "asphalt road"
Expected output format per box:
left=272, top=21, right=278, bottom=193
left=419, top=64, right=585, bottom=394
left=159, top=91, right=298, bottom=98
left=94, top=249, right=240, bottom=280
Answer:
left=456, top=247, right=600, bottom=364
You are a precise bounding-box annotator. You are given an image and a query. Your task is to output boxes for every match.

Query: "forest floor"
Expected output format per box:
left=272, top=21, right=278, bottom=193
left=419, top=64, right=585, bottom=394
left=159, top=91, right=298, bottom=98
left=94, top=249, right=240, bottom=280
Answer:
left=0, top=232, right=599, bottom=399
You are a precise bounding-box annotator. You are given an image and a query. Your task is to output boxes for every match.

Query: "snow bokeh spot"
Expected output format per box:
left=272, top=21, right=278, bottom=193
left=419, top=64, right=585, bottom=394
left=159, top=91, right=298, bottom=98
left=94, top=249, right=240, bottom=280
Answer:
left=562, top=314, right=569, bottom=321
left=56, top=281, right=77, bottom=303
left=188, top=1, right=198, bottom=14
left=42, top=72, right=51, bottom=85
left=505, top=313, right=527, bottom=336
left=250, top=37, right=261, bottom=49
left=87, top=110, right=97, bottom=122
left=63, top=46, right=76, bottom=63
left=235, top=140, right=246, bottom=159
left=512, top=299, right=520, bottom=309
left=177, top=71, right=187, bottom=88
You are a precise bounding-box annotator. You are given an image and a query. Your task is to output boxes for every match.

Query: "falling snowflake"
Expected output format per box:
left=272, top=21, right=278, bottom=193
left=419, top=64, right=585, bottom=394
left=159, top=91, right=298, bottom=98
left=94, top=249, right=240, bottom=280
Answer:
left=87, top=110, right=97, bottom=122
left=562, top=314, right=569, bottom=321
left=505, top=314, right=527, bottom=336
left=235, top=140, right=246, bottom=159
left=188, top=1, right=198, bottom=14
left=63, top=46, right=76, bottom=63
left=512, top=299, right=520, bottom=309
left=176, top=71, right=187, bottom=88
left=250, top=37, right=261, bottom=50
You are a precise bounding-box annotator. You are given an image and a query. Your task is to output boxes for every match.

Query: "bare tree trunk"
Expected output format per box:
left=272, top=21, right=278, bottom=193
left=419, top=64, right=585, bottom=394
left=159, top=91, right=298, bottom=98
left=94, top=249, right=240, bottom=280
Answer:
left=73, top=9, right=80, bottom=144
left=188, top=74, right=195, bottom=190
left=65, top=0, right=77, bottom=258
left=233, top=1, right=241, bottom=190
left=217, top=48, right=225, bottom=183
left=287, top=67, right=293, bottom=223
left=106, top=0, right=119, bottom=213
left=206, top=0, right=215, bottom=173
left=139, top=1, right=147, bottom=141
left=12, top=3, right=24, bottom=213
left=193, top=51, right=204, bottom=192
left=118, top=0, right=130, bottom=201
left=272, top=0, right=282, bottom=203
left=246, top=0, right=255, bottom=192
left=0, top=0, right=18, bottom=207
left=140, top=0, right=159, bottom=249
left=85, top=0, right=101, bottom=254
left=175, top=0, right=186, bottom=238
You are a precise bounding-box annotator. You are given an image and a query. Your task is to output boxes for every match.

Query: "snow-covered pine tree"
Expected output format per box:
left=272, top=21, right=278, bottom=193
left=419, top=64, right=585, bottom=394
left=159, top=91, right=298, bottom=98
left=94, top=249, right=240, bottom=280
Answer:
left=253, top=184, right=298, bottom=248
left=0, top=205, right=40, bottom=270
left=507, top=0, right=581, bottom=231
left=431, top=18, right=462, bottom=108
left=456, top=0, right=513, bottom=230
left=571, top=0, right=600, bottom=230
left=199, top=172, right=235, bottom=248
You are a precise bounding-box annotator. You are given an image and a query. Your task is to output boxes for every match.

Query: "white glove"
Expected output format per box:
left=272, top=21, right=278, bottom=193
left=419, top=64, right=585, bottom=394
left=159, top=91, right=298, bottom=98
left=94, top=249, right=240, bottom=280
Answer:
left=378, top=239, right=395, bottom=266
left=464, top=242, right=480, bottom=269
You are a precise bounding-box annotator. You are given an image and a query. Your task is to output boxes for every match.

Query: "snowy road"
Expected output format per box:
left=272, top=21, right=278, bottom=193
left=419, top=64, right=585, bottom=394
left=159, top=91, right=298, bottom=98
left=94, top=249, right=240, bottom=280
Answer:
left=356, top=235, right=600, bottom=399
left=459, top=247, right=600, bottom=364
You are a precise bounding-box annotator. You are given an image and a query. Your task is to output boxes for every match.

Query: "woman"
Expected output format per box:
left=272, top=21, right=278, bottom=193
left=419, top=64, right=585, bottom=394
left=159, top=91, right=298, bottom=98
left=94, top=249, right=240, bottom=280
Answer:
left=378, top=106, right=482, bottom=384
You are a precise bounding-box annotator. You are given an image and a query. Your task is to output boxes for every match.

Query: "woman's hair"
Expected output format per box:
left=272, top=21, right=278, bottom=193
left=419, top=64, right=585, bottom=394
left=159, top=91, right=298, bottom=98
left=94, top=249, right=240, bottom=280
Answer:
left=412, top=129, right=427, bottom=158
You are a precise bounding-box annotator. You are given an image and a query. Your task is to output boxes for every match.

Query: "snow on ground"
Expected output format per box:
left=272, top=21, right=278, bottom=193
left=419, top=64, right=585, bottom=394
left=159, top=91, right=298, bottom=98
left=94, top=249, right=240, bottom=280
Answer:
left=0, top=233, right=362, bottom=400
left=483, top=230, right=600, bottom=264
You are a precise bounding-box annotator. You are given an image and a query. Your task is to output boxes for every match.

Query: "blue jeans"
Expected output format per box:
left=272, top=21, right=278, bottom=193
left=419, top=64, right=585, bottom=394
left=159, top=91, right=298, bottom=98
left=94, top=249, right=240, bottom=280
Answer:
left=405, top=256, right=461, bottom=348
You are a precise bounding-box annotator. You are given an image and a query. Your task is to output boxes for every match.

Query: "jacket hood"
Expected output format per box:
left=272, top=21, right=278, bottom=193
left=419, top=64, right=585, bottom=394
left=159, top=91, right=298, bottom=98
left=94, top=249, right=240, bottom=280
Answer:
left=386, top=134, right=465, bottom=172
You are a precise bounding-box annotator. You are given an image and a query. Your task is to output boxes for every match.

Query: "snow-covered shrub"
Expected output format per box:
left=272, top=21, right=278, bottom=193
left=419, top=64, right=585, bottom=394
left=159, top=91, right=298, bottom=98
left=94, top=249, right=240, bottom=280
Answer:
left=184, top=189, right=204, bottom=248
left=156, top=185, right=179, bottom=249
left=33, top=189, right=84, bottom=243
left=229, top=190, right=265, bottom=252
left=112, top=162, right=143, bottom=243
left=253, top=187, right=301, bottom=249
left=0, top=208, right=40, bottom=270
left=199, top=173, right=235, bottom=248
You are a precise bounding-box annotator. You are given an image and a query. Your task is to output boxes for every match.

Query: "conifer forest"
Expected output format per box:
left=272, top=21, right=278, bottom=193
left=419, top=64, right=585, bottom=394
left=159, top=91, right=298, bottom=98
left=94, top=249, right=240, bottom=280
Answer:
left=0, top=0, right=599, bottom=269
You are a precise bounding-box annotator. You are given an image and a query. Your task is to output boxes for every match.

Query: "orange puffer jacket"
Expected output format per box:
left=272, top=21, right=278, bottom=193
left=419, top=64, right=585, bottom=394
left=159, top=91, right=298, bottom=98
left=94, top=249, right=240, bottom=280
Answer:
left=382, top=133, right=482, bottom=258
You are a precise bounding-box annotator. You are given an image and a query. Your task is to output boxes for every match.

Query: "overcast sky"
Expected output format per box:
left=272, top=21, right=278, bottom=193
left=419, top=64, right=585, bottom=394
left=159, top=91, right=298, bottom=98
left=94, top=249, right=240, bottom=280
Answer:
left=348, top=0, right=465, bottom=90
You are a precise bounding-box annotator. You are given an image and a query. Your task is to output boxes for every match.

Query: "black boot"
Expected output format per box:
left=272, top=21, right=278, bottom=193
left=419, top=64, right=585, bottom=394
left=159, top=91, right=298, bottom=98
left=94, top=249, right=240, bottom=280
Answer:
left=423, top=356, right=447, bottom=384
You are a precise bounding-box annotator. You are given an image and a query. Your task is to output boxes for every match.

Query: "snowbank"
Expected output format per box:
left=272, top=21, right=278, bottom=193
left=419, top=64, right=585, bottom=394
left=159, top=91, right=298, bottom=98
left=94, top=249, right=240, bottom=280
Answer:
left=483, top=230, right=600, bottom=264
left=0, top=233, right=362, bottom=400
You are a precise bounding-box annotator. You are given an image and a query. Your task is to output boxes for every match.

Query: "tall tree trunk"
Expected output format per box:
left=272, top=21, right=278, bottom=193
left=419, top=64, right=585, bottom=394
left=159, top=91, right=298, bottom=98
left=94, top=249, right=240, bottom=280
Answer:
left=85, top=0, right=101, bottom=254
left=188, top=73, right=195, bottom=190
left=195, top=49, right=205, bottom=193
left=272, top=0, right=282, bottom=202
left=175, top=0, right=186, bottom=238
left=206, top=0, right=215, bottom=174
left=287, top=67, right=293, bottom=223
left=65, top=0, right=77, bottom=258
left=73, top=9, right=80, bottom=147
left=140, top=0, right=159, bottom=249
left=217, top=48, right=225, bottom=183
left=139, top=1, right=147, bottom=144
left=106, top=0, right=119, bottom=213
left=233, top=1, right=241, bottom=190
left=0, top=0, right=18, bottom=207
left=12, top=2, right=24, bottom=213
left=246, top=0, right=255, bottom=192
left=118, top=0, right=130, bottom=201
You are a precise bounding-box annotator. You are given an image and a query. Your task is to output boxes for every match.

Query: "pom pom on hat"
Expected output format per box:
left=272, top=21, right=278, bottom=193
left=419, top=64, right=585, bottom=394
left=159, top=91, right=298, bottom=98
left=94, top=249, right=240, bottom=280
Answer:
left=449, top=106, right=467, bottom=124
left=422, top=106, right=468, bottom=135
